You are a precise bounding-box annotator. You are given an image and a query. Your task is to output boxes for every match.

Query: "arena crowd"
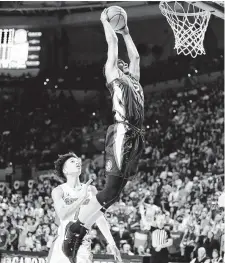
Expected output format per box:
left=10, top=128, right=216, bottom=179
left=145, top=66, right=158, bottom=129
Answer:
left=0, top=52, right=224, bottom=262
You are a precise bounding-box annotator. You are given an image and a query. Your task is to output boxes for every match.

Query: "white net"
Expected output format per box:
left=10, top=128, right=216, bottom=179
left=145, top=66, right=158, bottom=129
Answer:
left=159, top=1, right=211, bottom=58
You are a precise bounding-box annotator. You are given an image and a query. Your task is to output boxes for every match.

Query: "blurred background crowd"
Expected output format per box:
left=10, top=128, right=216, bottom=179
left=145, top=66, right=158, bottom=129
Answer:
left=0, top=1, right=224, bottom=262
left=0, top=56, right=224, bottom=262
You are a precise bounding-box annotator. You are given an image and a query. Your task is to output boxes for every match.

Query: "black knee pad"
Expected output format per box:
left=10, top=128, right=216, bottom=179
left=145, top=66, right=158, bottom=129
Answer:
left=96, top=175, right=128, bottom=210
left=97, top=186, right=120, bottom=205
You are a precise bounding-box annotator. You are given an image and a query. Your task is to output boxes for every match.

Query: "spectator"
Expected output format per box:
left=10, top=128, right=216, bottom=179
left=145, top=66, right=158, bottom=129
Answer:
left=92, top=243, right=103, bottom=254
left=168, top=185, right=179, bottom=217
left=168, top=220, right=184, bottom=258
left=211, top=214, right=223, bottom=241
left=112, top=221, right=133, bottom=249
left=122, top=243, right=134, bottom=256
left=139, top=194, right=160, bottom=230
left=190, top=247, right=211, bottom=263
left=8, top=228, right=19, bottom=251
left=180, top=223, right=199, bottom=260
left=137, top=245, right=150, bottom=256
left=184, top=176, right=193, bottom=194
left=0, top=222, right=9, bottom=250
left=199, top=231, right=220, bottom=258
left=24, top=232, right=35, bottom=251
left=211, top=248, right=223, bottom=263
left=220, top=228, right=225, bottom=259
left=199, top=207, right=210, bottom=236
left=164, top=211, right=174, bottom=230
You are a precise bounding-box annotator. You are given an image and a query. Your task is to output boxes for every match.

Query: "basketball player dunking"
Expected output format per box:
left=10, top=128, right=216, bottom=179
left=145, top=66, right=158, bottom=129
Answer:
left=48, top=152, right=121, bottom=263
left=62, top=8, right=145, bottom=262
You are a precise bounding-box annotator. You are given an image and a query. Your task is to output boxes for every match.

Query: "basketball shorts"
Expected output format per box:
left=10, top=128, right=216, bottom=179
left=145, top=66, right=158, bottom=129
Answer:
left=104, top=123, right=145, bottom=179
left=47, top=235, right=93, bottom=263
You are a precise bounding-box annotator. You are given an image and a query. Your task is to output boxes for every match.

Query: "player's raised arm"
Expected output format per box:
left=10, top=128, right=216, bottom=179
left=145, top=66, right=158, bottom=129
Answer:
left=52, top=180, right=92, bottom=221
left=119, top=25, right=140, bottom=81
left=100, top=9, right=120, bottom=83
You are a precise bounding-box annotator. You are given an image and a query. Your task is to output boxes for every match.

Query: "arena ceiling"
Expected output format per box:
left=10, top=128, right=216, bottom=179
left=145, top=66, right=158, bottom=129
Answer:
left=0, top=1, right=163, bottom=28
left=0, top=1, right=223, bottom=28
left=0, top=1, right=156, bottom=16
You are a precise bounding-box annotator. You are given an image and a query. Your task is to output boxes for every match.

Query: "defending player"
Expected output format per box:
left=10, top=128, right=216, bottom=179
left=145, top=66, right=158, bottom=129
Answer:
left=63, top=8, right=145, bottom=261
left=48, top=152, right=122, bottom=263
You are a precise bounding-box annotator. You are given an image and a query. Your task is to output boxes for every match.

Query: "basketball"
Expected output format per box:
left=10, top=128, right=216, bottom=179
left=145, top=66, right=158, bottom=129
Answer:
left=106, top=6, right=127, bottom=32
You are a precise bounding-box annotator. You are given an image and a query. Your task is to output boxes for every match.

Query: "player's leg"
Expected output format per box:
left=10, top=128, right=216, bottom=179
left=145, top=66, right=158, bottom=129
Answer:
left=48, top=236, right=72, bottom=263
left=71, top=123, right=128, bottom=230
left=62, top=124, right=128, bottom=260
left=82, top=174, right=128, bottom=228
left=62, top=221, right=77, bottom=260
left=96, top=173, right=128, bottom=209
left=76, top=254, right=93, bottom=263
left=77, top=244, right=93, bottom=263
left=63, top=125, right=144, bottom=261
left=47, top=238, right=56, bottom=263
left=71, top=125, right=144, bottom=232
left=67, top=178, right=128, bottom=262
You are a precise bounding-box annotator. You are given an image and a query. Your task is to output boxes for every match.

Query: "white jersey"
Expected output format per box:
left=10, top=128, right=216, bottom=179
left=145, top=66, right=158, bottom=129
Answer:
left=48, top=183, right=93, bottom=263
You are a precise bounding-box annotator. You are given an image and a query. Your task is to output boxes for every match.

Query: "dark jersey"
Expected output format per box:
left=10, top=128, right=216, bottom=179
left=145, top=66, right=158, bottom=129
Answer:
left=107, top=73, right=144, bottom=128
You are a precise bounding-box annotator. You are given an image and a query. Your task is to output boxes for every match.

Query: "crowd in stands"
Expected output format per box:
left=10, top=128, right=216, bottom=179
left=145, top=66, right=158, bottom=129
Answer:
left=0, top=167, right=224, bottom=261
left=0, top=51, right=224, bottom=262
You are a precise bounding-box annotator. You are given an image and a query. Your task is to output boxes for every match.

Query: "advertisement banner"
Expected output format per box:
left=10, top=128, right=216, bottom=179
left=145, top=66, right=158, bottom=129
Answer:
left=0, top=251, right=145, bottom=263
left=0, top=252, right=47, bottom=263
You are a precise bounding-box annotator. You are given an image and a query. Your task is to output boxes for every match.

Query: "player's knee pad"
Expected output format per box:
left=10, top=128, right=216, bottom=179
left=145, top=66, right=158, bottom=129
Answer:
left=96, top=175, right=128, bottom=209
left=97, top=186, right=120, bottom=206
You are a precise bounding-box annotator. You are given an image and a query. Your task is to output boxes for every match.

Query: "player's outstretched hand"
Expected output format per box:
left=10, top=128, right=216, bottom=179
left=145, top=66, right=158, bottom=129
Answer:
left=100, top=8, right=108, bottom=22
left=78, top=179, right=93, bottom=201
left=116, top=25, right=129, bottom=35
left=108, top=244, right=123, bottom=262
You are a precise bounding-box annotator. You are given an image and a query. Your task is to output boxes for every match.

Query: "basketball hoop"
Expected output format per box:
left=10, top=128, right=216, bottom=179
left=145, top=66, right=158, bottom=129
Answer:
left=159, top=1, right=211, bottom=58
left=212, top=1, right=224, bottom=8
